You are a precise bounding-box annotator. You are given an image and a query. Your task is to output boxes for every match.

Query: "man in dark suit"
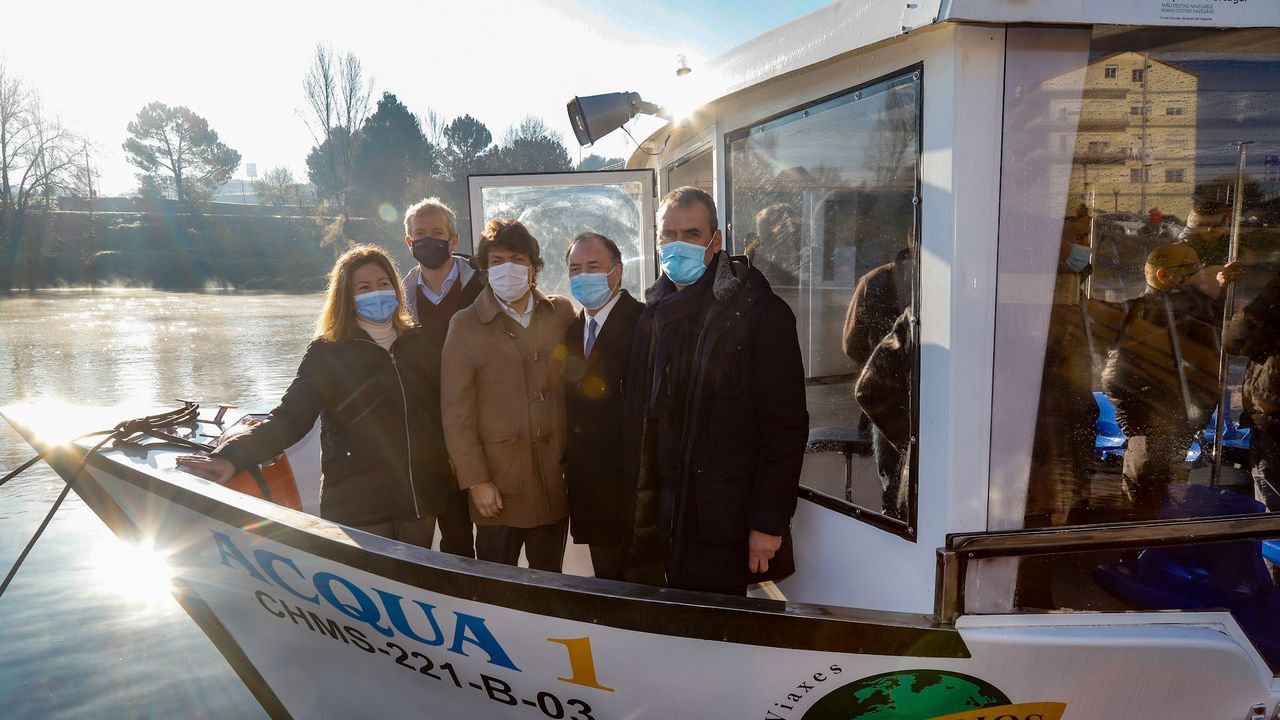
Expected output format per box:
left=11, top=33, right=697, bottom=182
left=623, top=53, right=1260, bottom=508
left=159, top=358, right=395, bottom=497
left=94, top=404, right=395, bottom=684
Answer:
left=563, top=231, right=643, bottom=580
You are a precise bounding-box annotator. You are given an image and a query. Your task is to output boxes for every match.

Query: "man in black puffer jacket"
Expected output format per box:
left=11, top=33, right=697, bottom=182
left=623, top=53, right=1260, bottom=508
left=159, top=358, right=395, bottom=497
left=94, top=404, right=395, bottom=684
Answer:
left=1224, top=270, right=1280, bottom=510
left=623, top=187, right=808, bottom=596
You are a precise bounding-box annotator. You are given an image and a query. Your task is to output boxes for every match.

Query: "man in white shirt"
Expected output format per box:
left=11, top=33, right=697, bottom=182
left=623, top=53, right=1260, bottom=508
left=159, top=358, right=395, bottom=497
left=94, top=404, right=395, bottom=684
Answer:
left=562, top=232, right=643, bottom=580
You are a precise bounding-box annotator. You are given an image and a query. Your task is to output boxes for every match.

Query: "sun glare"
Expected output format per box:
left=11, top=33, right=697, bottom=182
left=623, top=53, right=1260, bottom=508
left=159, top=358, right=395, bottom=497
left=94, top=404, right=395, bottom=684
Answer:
left=90, top=538, right=175, bottom=605
left=2, top=399, right=161, bottom=446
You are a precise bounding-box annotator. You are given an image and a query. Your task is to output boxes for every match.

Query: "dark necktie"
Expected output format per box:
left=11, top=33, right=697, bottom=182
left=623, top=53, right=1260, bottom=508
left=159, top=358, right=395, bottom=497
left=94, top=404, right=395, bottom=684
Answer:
left=585, top=317, right=598, bottom=359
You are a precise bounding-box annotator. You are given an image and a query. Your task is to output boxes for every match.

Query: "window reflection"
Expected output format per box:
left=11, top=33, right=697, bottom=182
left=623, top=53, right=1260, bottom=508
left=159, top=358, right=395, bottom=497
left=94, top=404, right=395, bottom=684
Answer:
left=476, top=181, right=648, bottom=300
left=727, top=69, right=921, bottom=528
left=992, top=27, right=1280, bottom=533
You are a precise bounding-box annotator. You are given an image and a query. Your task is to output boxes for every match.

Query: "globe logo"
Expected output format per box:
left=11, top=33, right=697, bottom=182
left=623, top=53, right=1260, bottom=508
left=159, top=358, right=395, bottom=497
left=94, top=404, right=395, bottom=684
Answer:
left=802, top=670, right=1011, bottom=720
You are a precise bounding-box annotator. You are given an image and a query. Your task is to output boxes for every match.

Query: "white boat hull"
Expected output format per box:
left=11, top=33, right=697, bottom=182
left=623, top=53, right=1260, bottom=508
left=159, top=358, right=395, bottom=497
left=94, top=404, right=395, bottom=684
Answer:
left=6, top=407, right=1278, bottom=719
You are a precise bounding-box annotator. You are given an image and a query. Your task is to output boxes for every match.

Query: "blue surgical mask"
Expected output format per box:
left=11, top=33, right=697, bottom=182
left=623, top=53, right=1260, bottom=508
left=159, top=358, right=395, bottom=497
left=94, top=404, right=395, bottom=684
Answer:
left=1064, top=244, right=1092, bottom=274
left=354, top=289, right=399, bottom=324
left=659, top=241, right=709, bottom=285
left=570, top=270, right=616, bottom=310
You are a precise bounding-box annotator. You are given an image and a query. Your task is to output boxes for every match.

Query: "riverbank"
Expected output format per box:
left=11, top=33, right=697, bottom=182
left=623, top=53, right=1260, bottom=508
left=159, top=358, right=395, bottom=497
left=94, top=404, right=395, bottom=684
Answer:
left=3, top=210, right=409, bottom=292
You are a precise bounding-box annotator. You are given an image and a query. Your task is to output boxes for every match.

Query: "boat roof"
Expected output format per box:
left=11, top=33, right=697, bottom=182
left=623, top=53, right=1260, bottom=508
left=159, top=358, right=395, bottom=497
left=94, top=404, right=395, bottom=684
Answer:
left=699, top=0, right=1280, bottom=112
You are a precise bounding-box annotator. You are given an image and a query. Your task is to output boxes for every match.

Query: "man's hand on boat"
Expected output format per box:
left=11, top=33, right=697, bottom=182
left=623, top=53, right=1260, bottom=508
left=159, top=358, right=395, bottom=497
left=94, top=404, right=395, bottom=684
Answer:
left=469, top=481, right=504, bottom=518
left=748, top=530, right=782, bottom=574
left=175, top=455, right=237, bottom=484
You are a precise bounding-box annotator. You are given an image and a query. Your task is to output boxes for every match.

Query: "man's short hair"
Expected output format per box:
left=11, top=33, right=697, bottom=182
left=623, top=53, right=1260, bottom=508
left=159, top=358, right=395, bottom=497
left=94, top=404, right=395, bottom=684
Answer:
left=660, top=186, right=718, bottom=234
left=404, top=197, right=457, bottom=238
left=565, top=231, right=623, bottom=266
left=1187, top=200, right=1228, bottom=230
left=478, top=218, right=545, bottom=272
left=1145, top=242, right=1198, bottom=286
left=1193, top=199, right=1229, bottom=218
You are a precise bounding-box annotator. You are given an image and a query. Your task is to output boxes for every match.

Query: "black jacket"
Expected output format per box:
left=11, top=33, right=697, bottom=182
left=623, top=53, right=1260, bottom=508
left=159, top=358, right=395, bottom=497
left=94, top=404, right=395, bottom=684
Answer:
left=854, top=309, right=913, bottom=453
left=624, top=253, right=809, bottom=590
left=1225, top=272, right=1280, bottom=430
left=563, top=290, right=643, bottom=545
left=1103, top=284, right=1222, bottom=434
left=213, top=328, right=451, bottom=527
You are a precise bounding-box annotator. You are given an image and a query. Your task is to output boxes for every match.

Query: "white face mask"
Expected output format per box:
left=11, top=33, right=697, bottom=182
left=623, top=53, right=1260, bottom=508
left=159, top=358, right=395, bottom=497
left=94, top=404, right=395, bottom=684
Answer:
left=488, top=262, right=531, bottom=303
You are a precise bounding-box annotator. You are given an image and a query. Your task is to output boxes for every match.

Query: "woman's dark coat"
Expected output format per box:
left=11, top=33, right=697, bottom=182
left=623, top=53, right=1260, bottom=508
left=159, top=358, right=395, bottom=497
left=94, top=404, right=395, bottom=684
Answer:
left=563, top=290, right=643, bottom=545
left=623, top=253, right=809, bottom=590
left=1225, top=271, right=1280, bottom=428
left=214, top=327, right=450, bottom=527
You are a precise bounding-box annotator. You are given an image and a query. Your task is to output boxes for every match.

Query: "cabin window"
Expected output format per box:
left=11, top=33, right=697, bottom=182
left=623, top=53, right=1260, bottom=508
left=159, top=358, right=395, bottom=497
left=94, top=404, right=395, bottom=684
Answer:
left=992, top=25, right=1280, bottom=532
left=663, top=146, right=713, bottom=196
left=976, top=27, right=1280, bottom=662
left=725, top=66, right=923, bottom=537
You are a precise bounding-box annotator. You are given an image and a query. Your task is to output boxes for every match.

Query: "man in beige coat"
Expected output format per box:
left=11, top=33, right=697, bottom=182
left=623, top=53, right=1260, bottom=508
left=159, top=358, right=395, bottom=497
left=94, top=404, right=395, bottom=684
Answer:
left=441, top=218, right=575, bottom=571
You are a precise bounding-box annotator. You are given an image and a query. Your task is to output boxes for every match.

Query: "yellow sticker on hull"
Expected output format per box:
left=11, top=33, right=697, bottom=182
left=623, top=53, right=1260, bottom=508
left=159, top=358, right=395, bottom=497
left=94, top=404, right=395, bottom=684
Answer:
left=927, top=702, right=1067, bottom=720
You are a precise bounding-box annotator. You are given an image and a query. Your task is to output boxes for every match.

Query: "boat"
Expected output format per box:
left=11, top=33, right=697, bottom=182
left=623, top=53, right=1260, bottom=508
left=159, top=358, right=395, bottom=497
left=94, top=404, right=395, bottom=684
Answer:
left=7, top=2, right=1280, bottom=717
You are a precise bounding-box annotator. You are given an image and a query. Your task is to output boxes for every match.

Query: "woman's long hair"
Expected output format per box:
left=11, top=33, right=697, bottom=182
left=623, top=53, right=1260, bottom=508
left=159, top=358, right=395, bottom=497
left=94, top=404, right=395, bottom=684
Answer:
left=315, top=245, right=414, bottom=342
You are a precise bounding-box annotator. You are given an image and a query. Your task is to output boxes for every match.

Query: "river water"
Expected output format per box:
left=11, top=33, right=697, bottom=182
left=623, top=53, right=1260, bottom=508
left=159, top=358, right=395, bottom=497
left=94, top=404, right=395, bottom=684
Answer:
left=0, top=289, right=326, bottom=719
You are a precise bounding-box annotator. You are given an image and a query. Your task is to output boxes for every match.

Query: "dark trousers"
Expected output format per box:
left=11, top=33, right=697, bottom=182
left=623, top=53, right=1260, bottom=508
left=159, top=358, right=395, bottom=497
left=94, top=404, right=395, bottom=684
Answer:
left=588, top=544, right=624, bottom=581
left=356, top=516, right=436, bottom=549
left=436, top=488, right=476, bottom=558
left=475, top=519, right=569, bottom=572
left=1253, top=427, right=1280, bottom=511
left=1122, top=424, right=1193, bottom=521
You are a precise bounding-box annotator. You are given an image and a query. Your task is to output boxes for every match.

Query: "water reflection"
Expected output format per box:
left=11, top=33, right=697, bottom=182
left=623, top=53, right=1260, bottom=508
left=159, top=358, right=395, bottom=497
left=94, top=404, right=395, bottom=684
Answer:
left=1, top=288, right=316, bottom=719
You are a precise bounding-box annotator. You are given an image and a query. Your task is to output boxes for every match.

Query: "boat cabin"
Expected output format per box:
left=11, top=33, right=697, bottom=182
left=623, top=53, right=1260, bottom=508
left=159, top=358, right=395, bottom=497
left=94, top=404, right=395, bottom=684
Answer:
left=465, top=0, right=1280, bottom=632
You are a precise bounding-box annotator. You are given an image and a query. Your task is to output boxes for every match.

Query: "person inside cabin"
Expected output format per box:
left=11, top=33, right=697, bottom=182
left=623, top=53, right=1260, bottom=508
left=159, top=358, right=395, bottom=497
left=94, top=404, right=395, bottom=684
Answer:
left=1223, top=269, right=1280, bottom=512
left=562, top=231, right=643, bottom=581
left=440, top=219, right=575, bottom=571
left=842, top=237, right=912, bottom=519
left=1024, top=209, right=1103, bottom=528
left=175, top=245, right=451, bottom=546
left=747, top=203, right=803, bottom=287
left=852, top=307, right=913, bottom=519
left=1102, top=242, right=1241, bottom=520
left=401, top=198, right=484, bottom=559
left=622, top=186, right=808, bottom=596
left=1148, top=207, right=1165, bottom=233
left=1179, top=200, right=1230, bottom=267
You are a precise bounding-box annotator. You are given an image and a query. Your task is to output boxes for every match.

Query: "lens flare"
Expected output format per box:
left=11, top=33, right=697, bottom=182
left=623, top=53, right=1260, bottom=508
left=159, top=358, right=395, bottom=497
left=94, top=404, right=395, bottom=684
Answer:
left=378, top=203, right=399, bottom=223
left=90, top=538, right=174, bottom=605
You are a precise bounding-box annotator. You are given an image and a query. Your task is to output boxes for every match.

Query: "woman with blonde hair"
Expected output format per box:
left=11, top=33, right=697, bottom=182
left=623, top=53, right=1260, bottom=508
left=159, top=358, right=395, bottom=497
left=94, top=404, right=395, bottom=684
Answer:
left=178, top=245, right=451, bottom=546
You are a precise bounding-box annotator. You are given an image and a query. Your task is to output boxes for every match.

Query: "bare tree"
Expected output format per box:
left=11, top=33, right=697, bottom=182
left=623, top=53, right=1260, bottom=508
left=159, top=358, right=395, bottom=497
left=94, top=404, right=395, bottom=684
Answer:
left=421, top=108, right=447, bottom=148
left=253, top=165, right=298, bottom=207
left=301, top=43, right=372, bottom=211
left=0, top=63, right=79, bottom=291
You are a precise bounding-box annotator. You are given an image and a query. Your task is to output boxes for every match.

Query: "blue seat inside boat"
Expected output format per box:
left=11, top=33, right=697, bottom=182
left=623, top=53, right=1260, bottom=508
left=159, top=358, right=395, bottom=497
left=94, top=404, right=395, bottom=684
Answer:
left=1093, top=484, right=1280, bottom=666
left=1092, top=392, right=1251, bottom=465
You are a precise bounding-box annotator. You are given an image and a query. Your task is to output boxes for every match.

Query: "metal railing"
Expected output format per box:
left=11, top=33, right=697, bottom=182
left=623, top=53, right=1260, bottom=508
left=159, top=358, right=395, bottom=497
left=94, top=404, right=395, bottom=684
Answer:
left=935, top=512, right=1280, bottom=622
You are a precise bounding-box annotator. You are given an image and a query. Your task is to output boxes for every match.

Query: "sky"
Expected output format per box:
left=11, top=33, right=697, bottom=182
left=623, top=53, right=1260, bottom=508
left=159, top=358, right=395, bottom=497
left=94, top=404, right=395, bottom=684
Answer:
left=3, top=0, right=831, bottom=196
